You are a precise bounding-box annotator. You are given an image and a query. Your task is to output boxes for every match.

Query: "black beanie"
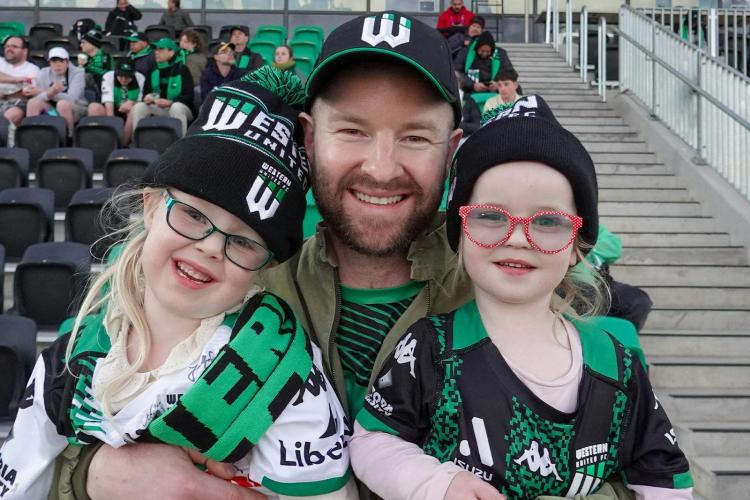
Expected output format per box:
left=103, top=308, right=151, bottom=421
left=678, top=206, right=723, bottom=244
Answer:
left=446, top=94, right=598, bottom=252
left=142, top=67, right=309, bottom=263
left=474, top=31, right=495, bottom=53
left=82, top=29, right=103, bottom=48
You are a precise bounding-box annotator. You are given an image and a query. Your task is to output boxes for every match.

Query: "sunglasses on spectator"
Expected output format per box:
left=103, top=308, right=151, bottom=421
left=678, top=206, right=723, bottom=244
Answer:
left=459, top=204, right=583, bottom=254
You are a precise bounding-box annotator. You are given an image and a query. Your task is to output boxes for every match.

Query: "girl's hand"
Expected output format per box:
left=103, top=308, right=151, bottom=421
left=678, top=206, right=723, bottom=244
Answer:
left=445, top=471, right=505, bottom=500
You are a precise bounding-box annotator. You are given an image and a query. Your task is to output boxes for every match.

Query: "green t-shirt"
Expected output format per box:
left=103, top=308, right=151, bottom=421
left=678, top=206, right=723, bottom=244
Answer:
left=336, top=281, right=424, bottom=417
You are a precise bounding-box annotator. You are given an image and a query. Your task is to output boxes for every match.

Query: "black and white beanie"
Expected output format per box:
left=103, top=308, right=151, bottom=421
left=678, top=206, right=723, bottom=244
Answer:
left=142, top=67, right=310, bottom=263
left=446, top=94, right=598, bottom=252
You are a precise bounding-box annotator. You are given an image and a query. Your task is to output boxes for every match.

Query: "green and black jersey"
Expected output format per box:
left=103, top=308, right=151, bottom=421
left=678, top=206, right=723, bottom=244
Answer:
left=357, top=300, right=693, bottom=499
left=335, top=282, right=423, bottom=417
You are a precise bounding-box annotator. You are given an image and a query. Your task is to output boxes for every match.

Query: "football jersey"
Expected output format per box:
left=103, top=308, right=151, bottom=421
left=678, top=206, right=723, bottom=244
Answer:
left=357, top=300, right=692, bottom=499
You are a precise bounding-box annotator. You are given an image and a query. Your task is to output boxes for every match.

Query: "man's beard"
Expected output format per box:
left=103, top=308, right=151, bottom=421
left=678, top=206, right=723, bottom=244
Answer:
left=312, top=168, right=443, bottom=257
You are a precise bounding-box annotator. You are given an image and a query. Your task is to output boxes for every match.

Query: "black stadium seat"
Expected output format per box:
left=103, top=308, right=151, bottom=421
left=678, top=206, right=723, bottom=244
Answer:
left=0, top=147, right=30, bottom=189
left=28, top=22, right=63, bottom=51
left=66, top=187, right=117, bottom=261
left=37, top=147, right=94, bottom=210
left=16, top=115, right=67, bottom=172
left=0, top=244, right=4, bottom=313
left=13, top=242, right=91, bottom=329
left=0, top=188, right=55, bottom=260
left=74, top=116, right=124, bottom=171
left=44, top=37, right=77, bottom=53
left=0, top=314, right=37, bottom=423
left=144, top=24, right=174, bottom=44
left=104, top=148, right=158, bottom=187
left=0, top=115, right=9, bottom=147
left=133, top=117, right=182, bottom=154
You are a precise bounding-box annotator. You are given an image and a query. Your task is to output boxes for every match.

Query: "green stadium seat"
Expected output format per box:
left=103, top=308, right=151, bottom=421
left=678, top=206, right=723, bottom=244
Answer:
left=295, top=56, right=314, bottom=79
left=289, top=40, right=319, bottom=62
left=254, top=25, right=286, bottom=47
left=249, top=40, right=276, bottom=64
left=291, top=25, right=323, bottom=47
left=0, top=22, right=25, bottom=40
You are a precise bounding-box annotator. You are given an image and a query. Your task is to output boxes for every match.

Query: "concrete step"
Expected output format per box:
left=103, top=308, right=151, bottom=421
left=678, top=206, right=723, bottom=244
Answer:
left=574, top=133, right=643, bottom=141
left=641, top=287, right=750, bottom=308
left=610, top=264, right=750, bottom=287
left=597, top=175, right=682, bottom=188
left=595, top=164, right=673, bottom=175
left=529, top=94, right=612, bottom=102
left=590, top=152, right=659, bottom=163
left=648, top=355, right=750, bottom=388
left=646, top=308, right=750, bottom=330
left=619, top=247, right=747, bottom=265
left=657, top=388, right=750, bottom=423
left=618, top=232, right=731, bottom=247
left=601, top=216, right=717, bottom=233
left=523, top=83, right=593, bottom=90
left=689, top=455, right=750, bottom=499
left=558, top=117, right=626, bottom=125
left=599, top=201, right=703, bottom=217
left=598, top=187, right=691, bottom=201
left=640, top=329, right=750, bottom=357
left=554, top=109, right=623, bottom=118
left=676, top=422, right=750, bottom=457
left=546, top=101, right=615, bottom=110
left=565, top=125, right=635, bottom=133
left=522, top=88, right=601, bottom=94
left=583, top=142, right=651, bottom=153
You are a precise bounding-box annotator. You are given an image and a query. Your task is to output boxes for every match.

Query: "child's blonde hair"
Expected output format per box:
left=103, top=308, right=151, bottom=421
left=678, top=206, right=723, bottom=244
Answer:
left=65, top=186, right=156, bottom=416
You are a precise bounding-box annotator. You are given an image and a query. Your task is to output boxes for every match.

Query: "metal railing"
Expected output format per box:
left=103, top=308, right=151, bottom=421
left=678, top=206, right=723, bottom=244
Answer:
left=640, top=7, right=749, bottom=77
left=620, top=5, right=750, bottom=200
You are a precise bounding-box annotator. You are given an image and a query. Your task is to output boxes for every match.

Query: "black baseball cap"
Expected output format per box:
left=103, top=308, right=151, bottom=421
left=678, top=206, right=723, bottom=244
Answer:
left=126, top=31, right=148, bottom=43
left=115, top=58, right=135, bottom=76
left=305, top=11, right=461, bottom=127
left=227, top=25, right=249, bottom=37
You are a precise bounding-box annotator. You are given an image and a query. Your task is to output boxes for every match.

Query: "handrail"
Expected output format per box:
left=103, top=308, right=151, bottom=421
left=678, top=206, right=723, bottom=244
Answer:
left=580, top=6, right=588, bottom=82
left=598, top=16, right=606, bottom=102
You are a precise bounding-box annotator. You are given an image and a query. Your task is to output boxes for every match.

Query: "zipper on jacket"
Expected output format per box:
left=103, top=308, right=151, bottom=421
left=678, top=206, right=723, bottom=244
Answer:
left=328, top=269, right=343, bottom=393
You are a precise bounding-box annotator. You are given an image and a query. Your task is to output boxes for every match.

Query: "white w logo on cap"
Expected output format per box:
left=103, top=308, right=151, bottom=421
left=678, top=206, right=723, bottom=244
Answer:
left=361, top=13, right=411, bottom=48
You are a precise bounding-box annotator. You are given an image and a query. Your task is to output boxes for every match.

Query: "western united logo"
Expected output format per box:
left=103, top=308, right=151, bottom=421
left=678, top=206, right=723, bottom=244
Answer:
left=202, top=96, right=255, bottom=132
left=246, top=162, right=291, bottom=220
left=566, top=443, right=609, bottom=496
left=361, top=13, right=411, bottom=48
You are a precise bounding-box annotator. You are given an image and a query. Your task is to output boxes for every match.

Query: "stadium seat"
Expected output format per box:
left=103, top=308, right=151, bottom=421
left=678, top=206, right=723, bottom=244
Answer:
left=0, top=314, right=37, bottom=423
left=27, top=52, right=49, bottom=69
left=291, top=25, right=324, bottom=48
left=37, top=148, right=94, bottom=210
left=289, top=41, right=319, bottom=63
left=0, top=115, right=9, bottom=147
left=295, top=56, right=314, bottom=79
left=43, top=37, right=77, bottom=53
left=248, top=40, right=276, bottom=64
left=15, top=115, right=67, bottom=172
left=0, top=148, right=30, bottom=189
left=28, top=22, right=63, bottom=51
left=65, top=187, right=118, bottom=261
left=74, top=116, right=124, bottom=172
left=254, top=25, right=286, bottom=46
left=13, top=241, right=91, bottom=329
left=144, top=24, right=175, bottom=44
left=0, top=188, right=54, bottom=260
left=0, top=244, right=4, bottom=313
left=103, top=148, right=158, bottom=187
left=0, top=21, right=25, bottom=39
left=133, top=116, right=182, bottom=154
left=191, top=25, right=213, bottom=49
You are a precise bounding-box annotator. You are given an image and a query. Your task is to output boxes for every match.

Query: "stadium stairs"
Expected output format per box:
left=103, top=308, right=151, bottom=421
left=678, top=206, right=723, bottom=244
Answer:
left=503, top=42, right=750, bottom=500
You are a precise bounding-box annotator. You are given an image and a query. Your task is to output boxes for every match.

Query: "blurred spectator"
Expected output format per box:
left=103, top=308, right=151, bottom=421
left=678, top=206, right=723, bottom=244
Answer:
left=80, top=29, right=114, bottom=100
left=200, top=41, right=242, bottom=101
left=228, top=25, right=264, bottom=73
left=105, top=0, right=142, bottom=37
left=71, top=18, right=99, bottom=44
left=459, top=88, right=481, bottom=137
left=132, top=37, right=194, bottom=135
left=88, top=58, right=144, bottom=144
left=0, top=36, right=40, bottom=126
left=437, top=0, right=474, bottom=31
left=159, top=0, right=193, bottom=34
left=483, top=67, right=521, bottom=114
left=176, top=27, right=207, bottom=84
left=26, top=48, right=87, bottom=132
left=126, top=31, right=156, bottom=77
left=448, top=15, right=484, bottom=58
left=272, top=45, right=300, bottom=78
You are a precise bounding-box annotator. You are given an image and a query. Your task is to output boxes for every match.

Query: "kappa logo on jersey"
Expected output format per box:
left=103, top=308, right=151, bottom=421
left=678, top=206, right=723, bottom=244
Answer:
left=292, top=363, right=328, bottom=406
left=513, top=440, right=563, bottom=481
left=246, top=163, right=290, bottom=220
left=202, top=95, right=256, bottom=131
left=394, top=332, right=417, bottom=378
left=365, top=388, right=393, bottom=416
left=566, top=442, right=609, bottom=496
left=361, top=13, right=411, bottom=48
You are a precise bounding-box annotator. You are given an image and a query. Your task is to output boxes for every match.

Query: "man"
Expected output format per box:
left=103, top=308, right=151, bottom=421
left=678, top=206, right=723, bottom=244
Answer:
left=50, top=12, right=470, bottom=500
left=228, top=25, right=264, bottom=73
left=0, top=36, right=40, bottom=126
left=25, top=47, right=87, bottom=132
left=437, top=0, right=475, bottom=31
left=131, top=37, right=194, bottom=135
left=79, top=28, right=114, bottom=98
left=482, top=67, right=521, bottom=114
left=87, top=58, right=144, bottom=145
left=126, top=31, right=155, bottom=77
left=448, top=14, right=484, bottom=56
left=199, top=41, right=243, bottom=101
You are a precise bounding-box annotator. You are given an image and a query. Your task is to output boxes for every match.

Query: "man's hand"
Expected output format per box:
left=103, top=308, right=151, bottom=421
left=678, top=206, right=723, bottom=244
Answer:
left=118, top=100, right=135, bottom=113
left=47, top=80, right=64, bottom=97
left=444, top=471, right=505, bottom=500
left=87, top=443, right=268, bottom=500
left=143, top=93, right=156, bottom=104
left=21, top=85, right=41, bottom=97
left=155, top=98, right=172, bottom=108
left=473, top=82, right=489, bottom=92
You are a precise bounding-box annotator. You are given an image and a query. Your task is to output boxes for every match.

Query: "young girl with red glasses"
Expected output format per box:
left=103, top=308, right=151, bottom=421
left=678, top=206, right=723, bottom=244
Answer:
left=350, top=95, right=693, bottom=500
left=0, top=69, right=356, bottom=499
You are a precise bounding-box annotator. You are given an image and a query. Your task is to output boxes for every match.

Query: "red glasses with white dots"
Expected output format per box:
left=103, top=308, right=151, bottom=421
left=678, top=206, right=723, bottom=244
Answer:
left=459, top=205, right=583, bottom=254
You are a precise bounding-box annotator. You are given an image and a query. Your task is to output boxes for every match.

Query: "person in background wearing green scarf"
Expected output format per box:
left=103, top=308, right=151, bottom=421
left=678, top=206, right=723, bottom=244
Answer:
left=131, top=37, right=194, bottom=136
left=79, top=28, right=114, bottom=101
left=272, top=45, right=302, bottom=80
left=228, top=25, right=264, bottom=74
left=87, top=58, right=144, bottom=145
left=176, top=27, right=207, bottom=86
left=126, top=31, right=156, bottom=79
